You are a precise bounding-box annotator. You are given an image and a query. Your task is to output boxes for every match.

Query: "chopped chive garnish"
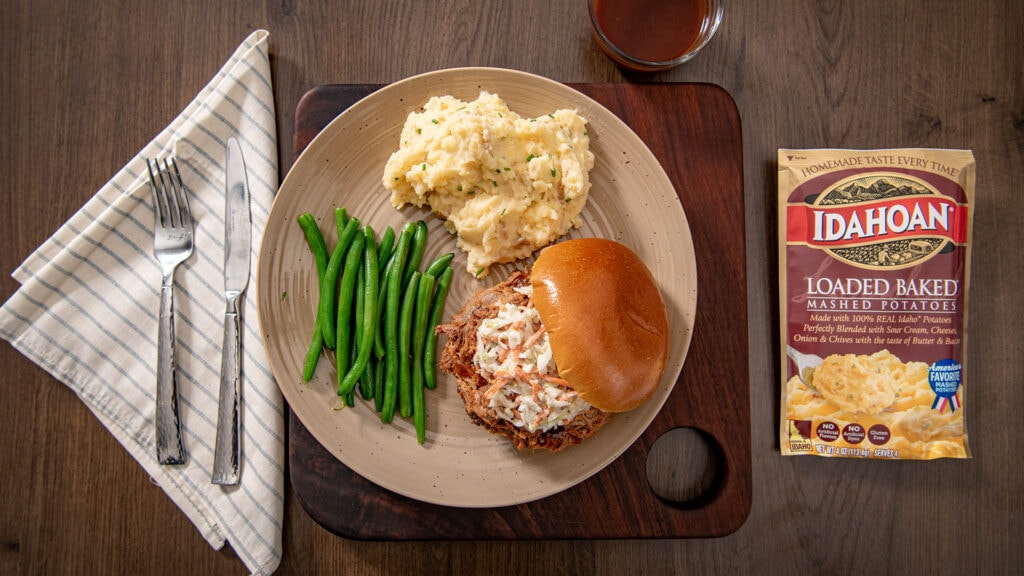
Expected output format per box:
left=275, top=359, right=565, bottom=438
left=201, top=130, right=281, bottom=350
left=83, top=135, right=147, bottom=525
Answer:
left=548, top=113, right=555, bottom=119
left=457, top=184, right=463, bottom=191
left=416, top=128, right=422, bottom=134
left=421, top=163, right=427, bottom=170
left=526, top=154, right=535, bottom=161
left=492, top=181, right=498, bottom=187
left=550, top=169, right=556, bottom=177
left=475, top=267, right=485, bottom=277
left=503, top=167, right=511, bottom=171
left=431, top=118, right=439, bottom=124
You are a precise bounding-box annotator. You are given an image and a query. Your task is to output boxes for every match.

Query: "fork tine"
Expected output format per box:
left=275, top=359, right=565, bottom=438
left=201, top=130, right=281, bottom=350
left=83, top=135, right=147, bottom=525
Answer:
left=147, top=156, right=193, bottom=230
left=147, top=158, right=167, bottom=228
left=158, top=159, right=180, bottom=228
left=168, top=158, right=192, bottom=228
left=146, top=157, right=158, bottom=187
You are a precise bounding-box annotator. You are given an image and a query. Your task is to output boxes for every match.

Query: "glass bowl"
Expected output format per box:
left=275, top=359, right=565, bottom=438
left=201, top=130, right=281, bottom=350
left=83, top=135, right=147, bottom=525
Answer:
left=589, top=0, right=724, bottom=72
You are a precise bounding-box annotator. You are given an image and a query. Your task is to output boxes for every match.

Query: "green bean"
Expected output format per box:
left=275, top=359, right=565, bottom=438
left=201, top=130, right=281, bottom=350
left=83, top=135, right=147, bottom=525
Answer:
left=411, top=273, right=435, bottom=444
left=378, top=234, right=401, bottom=291
left=380, top=225, right=415, bottom=418
left=351, top=254, right=366, bottom=395
left=423, top=266, right=453, bottom=390
left=370, top=229, right=393, bottom=363
left=373, top=266, right=391, bottom=359
left=336, top=208, right=353, bottom=374
left=424, top=252, right=454, bottom=278
left=302, top=327, right=324, bottom=382
left=360, top=354, right=375, bottom=401
left=403, top=220, right=429, bottom=285
left=378, top=235, right=403, bottom=298
left=297, top=213, right=329, bottom=279
left=298, top=213, right=329, bottom=382
left=335, top=231, right=365, bottom=395
left=317, top=215, right=360, bottom=350
left=412, top=374, right=427, bottom=443
left=397, top=271, right=420, bottom=419
left=373, top=355, right=385, bottom=413
left=412, top=273, right=435, bottom=390
left=339, top=226, right=380, bottom=398
left=380, top=301, right=399, bottom=423
left=358, top=226, right=380, bottom=400
left=376, top=226, right=396, bottom=275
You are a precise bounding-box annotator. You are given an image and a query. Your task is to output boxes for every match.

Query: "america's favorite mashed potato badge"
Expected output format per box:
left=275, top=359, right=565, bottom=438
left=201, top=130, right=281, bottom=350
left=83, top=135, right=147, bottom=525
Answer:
left=382, top=91, right=595, bottom=278
left=778, top=149, right=975, bottom=460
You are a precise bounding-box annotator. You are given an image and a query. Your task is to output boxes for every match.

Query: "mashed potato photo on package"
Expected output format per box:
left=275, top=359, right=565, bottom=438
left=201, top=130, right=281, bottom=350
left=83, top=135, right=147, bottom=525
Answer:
left=785, top=349, right=966, bottom=459
left=382, top=91, right=594, bottom=278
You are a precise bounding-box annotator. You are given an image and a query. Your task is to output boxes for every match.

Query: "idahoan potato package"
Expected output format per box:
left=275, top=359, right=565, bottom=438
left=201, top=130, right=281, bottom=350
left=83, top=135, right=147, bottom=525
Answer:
left=778, top=149, right=974, bottom=460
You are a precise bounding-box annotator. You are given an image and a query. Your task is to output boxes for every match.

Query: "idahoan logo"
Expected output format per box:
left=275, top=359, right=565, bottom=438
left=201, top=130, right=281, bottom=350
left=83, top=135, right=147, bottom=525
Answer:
left=786, top=173, right=968, bottom=270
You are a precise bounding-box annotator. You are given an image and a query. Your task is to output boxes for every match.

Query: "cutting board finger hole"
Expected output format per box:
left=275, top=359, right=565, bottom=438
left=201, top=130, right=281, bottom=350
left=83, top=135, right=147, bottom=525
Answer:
left=645, top=426, right=723, bottom=508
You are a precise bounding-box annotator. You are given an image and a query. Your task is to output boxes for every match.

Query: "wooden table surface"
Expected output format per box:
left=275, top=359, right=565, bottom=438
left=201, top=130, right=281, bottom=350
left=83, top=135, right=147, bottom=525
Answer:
left=2, top=1, right=1020, bottom=574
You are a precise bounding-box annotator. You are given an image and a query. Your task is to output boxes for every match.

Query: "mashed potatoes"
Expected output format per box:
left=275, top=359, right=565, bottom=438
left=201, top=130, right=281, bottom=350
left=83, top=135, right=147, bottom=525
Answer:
left=807, top=350, right=902, bottom=414
left=382, top=91, right=595, bottom=278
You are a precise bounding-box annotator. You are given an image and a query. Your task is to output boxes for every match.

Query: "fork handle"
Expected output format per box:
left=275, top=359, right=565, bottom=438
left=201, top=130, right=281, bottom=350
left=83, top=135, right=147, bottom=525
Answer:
left=212, top=294, right=242, bottom=485
left=156, top=273, right=186, bottom=464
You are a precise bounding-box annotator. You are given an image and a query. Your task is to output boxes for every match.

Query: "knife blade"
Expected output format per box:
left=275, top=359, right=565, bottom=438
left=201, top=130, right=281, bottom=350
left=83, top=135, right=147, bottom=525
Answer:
left=212, top=137, right=251, bottom=486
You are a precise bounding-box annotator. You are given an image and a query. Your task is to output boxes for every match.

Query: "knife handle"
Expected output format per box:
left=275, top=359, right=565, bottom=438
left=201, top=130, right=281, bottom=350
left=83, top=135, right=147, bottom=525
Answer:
left=212, top=294, right=242, bottom=485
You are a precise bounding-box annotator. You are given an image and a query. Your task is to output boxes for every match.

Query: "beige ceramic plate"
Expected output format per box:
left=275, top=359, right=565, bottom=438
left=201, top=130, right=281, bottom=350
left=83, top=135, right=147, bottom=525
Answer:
left=257, top=68, right=697, bottom=508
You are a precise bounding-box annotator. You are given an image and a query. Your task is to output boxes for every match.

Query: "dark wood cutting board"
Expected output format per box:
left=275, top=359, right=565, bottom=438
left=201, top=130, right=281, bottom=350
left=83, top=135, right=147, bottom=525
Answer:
left=287, top=82, right=750, bottom=539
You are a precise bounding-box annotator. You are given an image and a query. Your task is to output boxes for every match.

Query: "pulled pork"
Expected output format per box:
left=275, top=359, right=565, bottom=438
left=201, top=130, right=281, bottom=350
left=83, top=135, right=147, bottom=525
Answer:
left=436, top=270, right=610, bottom=451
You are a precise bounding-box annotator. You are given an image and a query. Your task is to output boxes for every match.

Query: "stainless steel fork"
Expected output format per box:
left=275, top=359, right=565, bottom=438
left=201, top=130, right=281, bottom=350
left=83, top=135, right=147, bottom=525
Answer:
left=147, top=157, right=194, bottom=465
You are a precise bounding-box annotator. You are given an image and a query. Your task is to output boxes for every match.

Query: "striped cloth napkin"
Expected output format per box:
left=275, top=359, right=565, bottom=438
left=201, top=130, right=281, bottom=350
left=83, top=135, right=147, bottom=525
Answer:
left=0, top=30, right=283, bottom=575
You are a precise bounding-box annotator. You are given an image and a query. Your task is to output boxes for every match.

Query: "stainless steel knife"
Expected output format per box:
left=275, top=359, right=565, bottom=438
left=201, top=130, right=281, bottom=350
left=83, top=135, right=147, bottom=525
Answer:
left=212, top=137, right=251, bottom=486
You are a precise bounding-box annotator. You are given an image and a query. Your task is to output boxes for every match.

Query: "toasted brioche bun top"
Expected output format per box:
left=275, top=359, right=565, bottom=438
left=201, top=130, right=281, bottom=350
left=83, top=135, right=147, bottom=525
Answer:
left=529, top=238, right=670, bottom=412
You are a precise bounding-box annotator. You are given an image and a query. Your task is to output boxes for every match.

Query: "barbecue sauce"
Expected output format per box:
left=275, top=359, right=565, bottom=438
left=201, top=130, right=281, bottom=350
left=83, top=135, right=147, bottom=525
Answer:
left=593, top=0, right=708, bottom=63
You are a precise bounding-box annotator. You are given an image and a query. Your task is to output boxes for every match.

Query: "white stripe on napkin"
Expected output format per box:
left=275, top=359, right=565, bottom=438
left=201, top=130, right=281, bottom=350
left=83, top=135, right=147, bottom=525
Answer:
left=0, top=30, right=283, bottom=576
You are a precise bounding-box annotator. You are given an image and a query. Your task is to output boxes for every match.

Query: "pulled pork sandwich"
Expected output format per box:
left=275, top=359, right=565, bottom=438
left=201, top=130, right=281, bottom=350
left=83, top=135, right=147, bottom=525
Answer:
left=437, top=238, right=669, bottom=451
